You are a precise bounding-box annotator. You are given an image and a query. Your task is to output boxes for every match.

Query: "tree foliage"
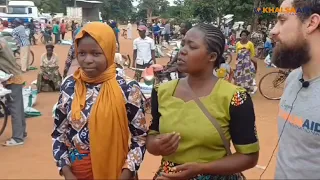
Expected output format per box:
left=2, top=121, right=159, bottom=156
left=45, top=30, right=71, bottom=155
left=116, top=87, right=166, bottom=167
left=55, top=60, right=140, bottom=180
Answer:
left=100, top=0, right=133, bottom=21
left=137, top=0, right=169, bottom=22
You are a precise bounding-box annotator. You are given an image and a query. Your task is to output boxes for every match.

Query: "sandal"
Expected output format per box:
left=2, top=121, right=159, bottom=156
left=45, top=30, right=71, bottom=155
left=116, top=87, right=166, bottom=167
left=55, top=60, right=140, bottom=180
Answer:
left=2, top=138, right=24, bottom=146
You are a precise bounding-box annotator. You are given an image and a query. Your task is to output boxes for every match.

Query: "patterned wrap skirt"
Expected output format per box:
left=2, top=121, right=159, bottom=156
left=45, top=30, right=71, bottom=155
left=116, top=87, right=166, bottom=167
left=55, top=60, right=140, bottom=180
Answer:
left=37, top=66, right=62, bottom=92
left=153, top=159, right=246, bottom=180
left=69, top=149, right=94, bottom=180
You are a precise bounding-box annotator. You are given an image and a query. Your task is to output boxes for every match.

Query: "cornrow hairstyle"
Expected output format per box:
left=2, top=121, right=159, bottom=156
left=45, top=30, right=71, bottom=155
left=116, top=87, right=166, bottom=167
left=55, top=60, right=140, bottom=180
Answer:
left=292, top=0, right=320, bottom=21
left=194, top=23, right=225, bottom=68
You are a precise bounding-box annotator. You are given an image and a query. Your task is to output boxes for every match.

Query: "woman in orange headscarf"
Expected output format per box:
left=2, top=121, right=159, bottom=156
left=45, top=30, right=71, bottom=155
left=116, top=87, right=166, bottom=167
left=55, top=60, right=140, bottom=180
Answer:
left=52, top=22, right=147, bottom=179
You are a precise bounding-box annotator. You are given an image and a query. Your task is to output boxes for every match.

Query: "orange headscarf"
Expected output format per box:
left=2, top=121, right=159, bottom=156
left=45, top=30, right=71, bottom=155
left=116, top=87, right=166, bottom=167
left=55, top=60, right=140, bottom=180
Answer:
left=71, top=22, right=129, bottom=179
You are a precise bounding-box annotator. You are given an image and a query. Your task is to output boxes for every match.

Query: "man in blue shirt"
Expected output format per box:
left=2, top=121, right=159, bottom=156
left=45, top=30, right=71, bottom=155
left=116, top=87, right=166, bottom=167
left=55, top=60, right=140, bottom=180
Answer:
left=152, top=22, right=160, bottom=44
left=12, top=18, right=30, bottom=72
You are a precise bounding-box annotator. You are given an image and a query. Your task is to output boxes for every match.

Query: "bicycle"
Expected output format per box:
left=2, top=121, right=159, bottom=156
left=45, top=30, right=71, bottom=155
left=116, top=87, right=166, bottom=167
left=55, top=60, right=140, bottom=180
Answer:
left=259, top=68, right=291, bottom=100
left=0, top=90, right=9, bottom=136
left=120, top=58, right=169, bottom=114
left=122, top=29, right=127, bottom=39
left=140, top=65, right=171, bottom=114
left=125, top=56, right=154, bottom=82
left=40, top=30, right=53, bottom=44
left=13, top=47, right=35, bottom=67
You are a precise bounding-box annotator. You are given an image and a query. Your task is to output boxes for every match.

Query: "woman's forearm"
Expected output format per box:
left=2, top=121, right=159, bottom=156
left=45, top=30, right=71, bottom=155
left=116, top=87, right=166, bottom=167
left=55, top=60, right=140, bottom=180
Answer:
left=146, top=135, right=161, bottom=156
left=199, top=152, right=259, bottom=175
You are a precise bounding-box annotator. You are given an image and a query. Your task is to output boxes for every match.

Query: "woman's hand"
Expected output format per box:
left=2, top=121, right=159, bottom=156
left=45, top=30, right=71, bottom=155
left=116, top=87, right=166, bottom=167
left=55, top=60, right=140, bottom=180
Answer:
left=62, top=166, right=77, bottom=180
left=64, top=173, right=77, bottom=180
left=155, top=132, right=180, bottom=156
left=156, top=163, right=202, bottom=180
left=119, top=169, right=134, bottom=180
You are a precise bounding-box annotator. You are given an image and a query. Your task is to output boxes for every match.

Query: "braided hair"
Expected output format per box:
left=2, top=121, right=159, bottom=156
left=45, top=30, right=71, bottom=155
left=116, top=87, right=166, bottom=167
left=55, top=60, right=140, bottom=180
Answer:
left=194, top=23, right=225, bottom=68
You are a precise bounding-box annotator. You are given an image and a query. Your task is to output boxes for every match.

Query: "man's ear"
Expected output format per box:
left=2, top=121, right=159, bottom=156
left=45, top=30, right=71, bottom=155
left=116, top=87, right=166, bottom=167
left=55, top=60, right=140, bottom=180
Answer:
left=306, top=14, right=320, bottom=33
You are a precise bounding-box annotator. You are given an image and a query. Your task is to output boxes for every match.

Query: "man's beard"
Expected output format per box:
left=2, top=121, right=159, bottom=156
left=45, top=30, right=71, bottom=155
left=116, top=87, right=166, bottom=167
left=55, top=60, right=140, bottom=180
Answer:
left=272, top=40, right=310, bottom=69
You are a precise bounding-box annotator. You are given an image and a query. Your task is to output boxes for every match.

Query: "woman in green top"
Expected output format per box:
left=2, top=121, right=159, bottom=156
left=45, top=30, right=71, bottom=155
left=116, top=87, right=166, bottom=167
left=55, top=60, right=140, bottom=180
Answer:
left=147, top=23, right=259, bottom=180
left=52, top=21, right=60, bottom=44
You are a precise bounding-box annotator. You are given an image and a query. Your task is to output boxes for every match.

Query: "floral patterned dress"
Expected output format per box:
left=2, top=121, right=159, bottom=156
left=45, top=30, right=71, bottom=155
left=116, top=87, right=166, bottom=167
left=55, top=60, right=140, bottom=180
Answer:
left=234, top=50, right=255, bottom=92
left=63, top=44, right=75, bottom=78
left=52, top=74, right=148, bottom=175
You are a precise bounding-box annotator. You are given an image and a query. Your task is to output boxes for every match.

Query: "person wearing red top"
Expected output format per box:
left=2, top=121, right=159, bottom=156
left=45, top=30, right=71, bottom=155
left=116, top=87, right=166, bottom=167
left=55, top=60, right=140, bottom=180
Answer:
left=1, top=20, right=8, bottom=31
left=60, top=19, right=67, bottom=40
left=229, top=31, right=236, bottom=46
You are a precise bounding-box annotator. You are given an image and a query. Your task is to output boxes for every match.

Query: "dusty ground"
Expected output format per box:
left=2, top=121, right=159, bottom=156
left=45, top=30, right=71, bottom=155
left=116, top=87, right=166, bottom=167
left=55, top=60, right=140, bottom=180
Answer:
left=0, top=26, right=280, bottom=179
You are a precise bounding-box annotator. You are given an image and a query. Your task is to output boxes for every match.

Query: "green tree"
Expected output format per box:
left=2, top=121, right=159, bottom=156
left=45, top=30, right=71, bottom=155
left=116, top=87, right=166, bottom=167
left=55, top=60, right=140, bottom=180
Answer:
left=226, top=0, right=254, bottom=22
left=100, top=0, right=133, bottom=22
left=138, top=0, right=169, bottom=22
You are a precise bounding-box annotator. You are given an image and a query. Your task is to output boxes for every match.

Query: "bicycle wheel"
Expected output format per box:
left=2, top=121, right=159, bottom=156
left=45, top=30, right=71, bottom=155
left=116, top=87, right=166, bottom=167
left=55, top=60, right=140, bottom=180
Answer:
left=14, top=50, right=34, bottom=66
left=29, top=50, right=35, bottom=66
left=259, top=71, right=287, bottom=100
left=14, top=50, right=20, bottom=60
left=224, top=52, right=232, bottom=64
left=0, top=100, right=9, bottom=136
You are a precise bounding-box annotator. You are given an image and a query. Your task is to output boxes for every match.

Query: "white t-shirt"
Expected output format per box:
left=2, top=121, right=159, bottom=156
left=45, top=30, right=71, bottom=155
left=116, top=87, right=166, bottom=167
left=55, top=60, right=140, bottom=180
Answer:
left=127, top=23, right=132, bottom=30
left=133, top=37, right=155, bottom=65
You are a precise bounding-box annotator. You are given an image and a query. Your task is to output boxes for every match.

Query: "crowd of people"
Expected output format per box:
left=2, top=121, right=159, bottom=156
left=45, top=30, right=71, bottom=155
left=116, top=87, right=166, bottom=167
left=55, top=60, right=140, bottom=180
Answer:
left=0, top=0, right=319, bottom=179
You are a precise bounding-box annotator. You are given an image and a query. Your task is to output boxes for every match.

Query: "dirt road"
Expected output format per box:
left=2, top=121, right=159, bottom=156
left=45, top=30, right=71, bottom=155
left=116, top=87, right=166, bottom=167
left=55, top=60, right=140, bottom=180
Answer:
left=0, top=28, right=279, bottom=179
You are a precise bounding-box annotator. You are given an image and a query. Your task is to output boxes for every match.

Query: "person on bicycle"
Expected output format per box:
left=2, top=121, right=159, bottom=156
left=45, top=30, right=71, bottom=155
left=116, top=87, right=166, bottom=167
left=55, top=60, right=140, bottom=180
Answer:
left=27, top=19, right=36, bottom=45
left=133, top=25, right=156, bottom=81
left=12, top=18, right=30, bottom=72
left=44, top=24, right=52, bottom=43
left=0, top=38, right=26, bottom=146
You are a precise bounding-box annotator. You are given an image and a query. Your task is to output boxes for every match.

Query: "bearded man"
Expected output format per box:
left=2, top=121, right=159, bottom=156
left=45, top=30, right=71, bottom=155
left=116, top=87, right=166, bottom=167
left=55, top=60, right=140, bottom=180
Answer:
left=270, top=0, right=320, bottom=179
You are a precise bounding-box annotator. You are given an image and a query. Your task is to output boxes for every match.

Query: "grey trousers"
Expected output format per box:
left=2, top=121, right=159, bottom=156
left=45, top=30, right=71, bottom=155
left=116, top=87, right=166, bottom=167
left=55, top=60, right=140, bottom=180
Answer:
left=5, top=84, right=26, bottom=143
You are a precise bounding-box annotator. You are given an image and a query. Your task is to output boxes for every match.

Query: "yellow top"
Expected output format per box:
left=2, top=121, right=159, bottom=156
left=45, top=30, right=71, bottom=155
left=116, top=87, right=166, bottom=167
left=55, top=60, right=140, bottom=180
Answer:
left=236, top=41, right=255, bottom=58
left=149, top=79, right=259, bottom=164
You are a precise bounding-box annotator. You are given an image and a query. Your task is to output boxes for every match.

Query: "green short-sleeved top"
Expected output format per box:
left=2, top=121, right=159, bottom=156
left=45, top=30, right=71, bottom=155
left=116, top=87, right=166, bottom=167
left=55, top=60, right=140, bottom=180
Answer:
left=149, top=79, right=259, bottom=164
left=53, top=24, right=60, bottom=34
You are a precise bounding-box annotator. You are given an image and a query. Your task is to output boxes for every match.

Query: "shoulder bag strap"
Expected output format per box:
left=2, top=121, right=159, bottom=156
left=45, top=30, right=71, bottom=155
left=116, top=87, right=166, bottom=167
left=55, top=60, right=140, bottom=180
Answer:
left=182, top=78, right=232, bottom=155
